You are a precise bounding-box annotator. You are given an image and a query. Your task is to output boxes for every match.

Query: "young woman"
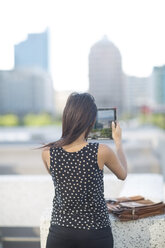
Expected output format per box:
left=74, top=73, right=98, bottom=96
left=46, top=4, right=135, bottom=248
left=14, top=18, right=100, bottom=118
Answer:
left=41, top=92, right=127, bottom=248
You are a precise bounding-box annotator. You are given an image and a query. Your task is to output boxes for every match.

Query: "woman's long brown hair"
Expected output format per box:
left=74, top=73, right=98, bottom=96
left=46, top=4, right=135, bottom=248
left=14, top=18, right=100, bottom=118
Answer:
left=36, top=92, right=97, bottom=149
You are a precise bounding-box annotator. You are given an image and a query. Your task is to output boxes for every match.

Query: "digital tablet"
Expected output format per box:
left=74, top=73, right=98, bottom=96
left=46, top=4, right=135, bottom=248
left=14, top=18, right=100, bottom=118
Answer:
left=88, top=107, right=117, bottom=140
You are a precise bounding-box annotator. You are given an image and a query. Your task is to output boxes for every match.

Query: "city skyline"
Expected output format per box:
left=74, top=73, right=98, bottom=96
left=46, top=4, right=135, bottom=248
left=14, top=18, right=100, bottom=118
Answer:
left=0, top=0, right=165, bottom=91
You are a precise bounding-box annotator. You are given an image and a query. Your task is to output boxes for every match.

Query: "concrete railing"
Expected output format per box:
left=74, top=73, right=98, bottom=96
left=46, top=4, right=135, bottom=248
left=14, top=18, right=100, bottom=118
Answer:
left=0, top=174, right=164, bottom=247
left=40, top=173, right=165, bottom=248
left=0, top=174, right=123, bottom=227
left=0, top=174, right=163, bottom=227
left=40, top=207, right=165, bottom=248
left=0, top=175, right=54, bottom=226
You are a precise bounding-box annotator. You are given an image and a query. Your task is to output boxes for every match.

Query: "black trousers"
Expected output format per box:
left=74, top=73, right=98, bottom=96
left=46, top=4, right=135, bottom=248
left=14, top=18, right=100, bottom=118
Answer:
left=46, top=224, right=114, bottom=248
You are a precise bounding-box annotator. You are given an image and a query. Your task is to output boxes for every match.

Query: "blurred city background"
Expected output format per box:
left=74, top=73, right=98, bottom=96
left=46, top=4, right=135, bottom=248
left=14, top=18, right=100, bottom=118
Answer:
left=0, top=0, right=165, bottom=247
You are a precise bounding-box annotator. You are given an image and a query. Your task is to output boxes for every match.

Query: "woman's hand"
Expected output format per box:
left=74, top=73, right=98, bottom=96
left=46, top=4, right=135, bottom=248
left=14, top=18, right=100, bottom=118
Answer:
left=112, top=121, right=122, bottom=144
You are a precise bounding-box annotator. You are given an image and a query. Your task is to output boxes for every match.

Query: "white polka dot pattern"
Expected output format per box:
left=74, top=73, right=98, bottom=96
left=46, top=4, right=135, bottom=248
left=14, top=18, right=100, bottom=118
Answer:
left=49, top=142, right=111, bottom=230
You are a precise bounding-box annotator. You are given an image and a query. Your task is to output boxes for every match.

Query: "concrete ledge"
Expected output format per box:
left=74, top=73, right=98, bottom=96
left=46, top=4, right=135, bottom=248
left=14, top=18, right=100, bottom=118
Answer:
left=104, top=174, right=125, bottom=198
left=40, top=207, right=165, bottom=248
left=0, top=173, right=164, bottom=227
left=0, top=175, right=54, bottom=226
left=119, top=173, right=164, bottom=202
left=0, top=174, right=122, bottom=226
left=39, top=173, right=165, bottom=248
left=110, top=213, right=165, bottom=248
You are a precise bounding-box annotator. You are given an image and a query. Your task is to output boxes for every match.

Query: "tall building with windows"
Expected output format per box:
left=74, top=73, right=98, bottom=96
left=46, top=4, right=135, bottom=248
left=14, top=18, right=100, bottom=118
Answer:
left=124, top=74, right=153, bottom=114
left=0, top=68, right=55, bottom=116
left=88, top=36, right=124, bottom=116
left=14, top=28, right=49, bottom=72
left=152, top=65, right=165, bottom=105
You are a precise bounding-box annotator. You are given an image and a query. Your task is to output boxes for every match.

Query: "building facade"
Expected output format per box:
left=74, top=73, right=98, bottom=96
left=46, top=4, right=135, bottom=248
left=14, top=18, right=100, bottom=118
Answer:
left=124, top=74, right=153, bottom=114
left=152, top=65, right=165, bottom=105
left=14, top=28, right=49, bottom=72
left=88, top=36, right=124, bottom=116
left=0, top=68, right=55, bottom=116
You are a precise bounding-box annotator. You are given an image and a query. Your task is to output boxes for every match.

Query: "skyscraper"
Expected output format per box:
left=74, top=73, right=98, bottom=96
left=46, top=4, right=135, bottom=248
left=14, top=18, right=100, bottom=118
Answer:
left=152, top=65, right=165, bottom=105
left=88, top=36, right=124, bottom=116
left=14, top=28, right=49, bottom=72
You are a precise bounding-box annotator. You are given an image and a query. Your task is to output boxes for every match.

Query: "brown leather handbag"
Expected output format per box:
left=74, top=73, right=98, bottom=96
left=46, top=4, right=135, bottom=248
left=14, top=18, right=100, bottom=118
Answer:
left=106, top=195, right=165, bottom=221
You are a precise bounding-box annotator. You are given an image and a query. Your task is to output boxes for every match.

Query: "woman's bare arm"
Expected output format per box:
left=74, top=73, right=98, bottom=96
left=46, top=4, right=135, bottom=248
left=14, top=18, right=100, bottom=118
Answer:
left=114, top=140, right=127, bottom=178
left=101, top=121, right=127, bottom=180
left=101, top=144, right=127, bottom=180
left=41, top=148, right=51, bottom=175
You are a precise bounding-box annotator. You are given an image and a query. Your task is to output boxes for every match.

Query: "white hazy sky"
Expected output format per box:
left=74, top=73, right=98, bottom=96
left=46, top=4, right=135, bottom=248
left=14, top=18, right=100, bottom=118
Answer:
left=0, top=0, right=165, bottom=91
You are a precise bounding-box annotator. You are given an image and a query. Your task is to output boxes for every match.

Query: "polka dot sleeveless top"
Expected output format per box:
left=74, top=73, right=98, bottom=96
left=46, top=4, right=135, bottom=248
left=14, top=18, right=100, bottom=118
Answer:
left=49, top=142, right=111, bottom=230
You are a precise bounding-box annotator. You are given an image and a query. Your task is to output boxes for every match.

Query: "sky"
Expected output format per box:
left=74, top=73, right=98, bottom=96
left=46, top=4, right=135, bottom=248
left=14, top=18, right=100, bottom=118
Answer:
left=0, top=0, right=165, bottom=92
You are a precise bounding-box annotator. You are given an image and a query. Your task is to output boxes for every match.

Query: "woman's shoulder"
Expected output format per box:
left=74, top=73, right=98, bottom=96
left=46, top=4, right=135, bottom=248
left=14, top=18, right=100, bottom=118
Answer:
left=97, top=143, right=114, bottom=157
left=88, top=142, right=113, bottom=155
left=41, top=146, right=51, bottom=160
left=95, top=142, right=112, bottom=150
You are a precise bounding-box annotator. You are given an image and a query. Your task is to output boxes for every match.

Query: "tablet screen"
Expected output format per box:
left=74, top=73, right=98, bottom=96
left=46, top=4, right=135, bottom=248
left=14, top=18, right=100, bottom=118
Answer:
left=88, top=108, right=116, bottom=139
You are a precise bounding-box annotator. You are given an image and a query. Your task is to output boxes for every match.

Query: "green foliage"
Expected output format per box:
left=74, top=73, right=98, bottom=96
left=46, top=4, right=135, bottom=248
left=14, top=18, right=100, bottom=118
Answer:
left=139, top=113, right=165, bottom=129
left=51, top=114, right=62, bottom=126
left=52, top=119, right=62, bottom=126
left=23, top=113, right=53, bottom=126
left=0, top=112, right=62, bottom=127
left=150, top=113, right=165, bottom=129
left=0, top=114, right=19, bottom=126
left=101, top=128, right=112, bottom=138
left=121, top=112, right=135, bottom=120
left=89, top=128, right=112, bottom=139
